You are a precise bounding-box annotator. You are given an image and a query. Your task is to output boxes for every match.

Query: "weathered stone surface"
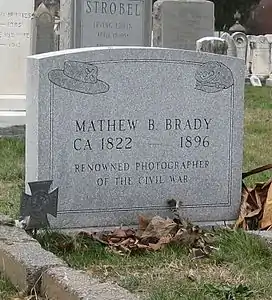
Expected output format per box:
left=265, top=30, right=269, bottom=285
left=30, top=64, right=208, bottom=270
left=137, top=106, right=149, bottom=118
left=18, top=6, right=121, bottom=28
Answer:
left=251, top=35, right=270, bottom=79
left=0, top=225, right=35, bottom=243
left=0, top=229, right=66, bottom=293
left=31, top=3, right=55, bottom=54
left=232, top=32, right=248, bottom=62
left=0, top=213, right=14, bottom=224
left=26, top=47, right=245, bottom=228
left=221, top=33, right=237, bottom=57
left=153, top=0, right=214, bottom=50
left=41, top=266, right=139, bottom=300
left=196, top=37, right=228, bottom=55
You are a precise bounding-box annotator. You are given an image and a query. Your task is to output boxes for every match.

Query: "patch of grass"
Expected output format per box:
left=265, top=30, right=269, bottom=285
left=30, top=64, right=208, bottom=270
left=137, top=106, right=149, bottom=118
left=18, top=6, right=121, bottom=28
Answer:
left=38, top=230, right=272, bottom=299
left=0, top=138, right=24, bottom=181
left=243, top=86, right=272, bottom=186
left=213, top=230, right=272, bottom=270
left=0, top=138, right=24, bottom=218
left=0, top=275, right=17, bottom=299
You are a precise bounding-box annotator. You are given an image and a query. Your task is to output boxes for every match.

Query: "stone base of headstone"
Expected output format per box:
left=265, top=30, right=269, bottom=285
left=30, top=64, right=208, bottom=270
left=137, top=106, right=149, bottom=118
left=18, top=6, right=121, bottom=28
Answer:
left=0, top=95, right=26, bottom=127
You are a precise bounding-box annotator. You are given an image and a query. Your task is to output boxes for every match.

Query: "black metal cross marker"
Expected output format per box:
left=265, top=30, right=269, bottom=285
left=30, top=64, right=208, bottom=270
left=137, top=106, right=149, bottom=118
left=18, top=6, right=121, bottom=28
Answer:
left=20, top=180, right=58, bottom=230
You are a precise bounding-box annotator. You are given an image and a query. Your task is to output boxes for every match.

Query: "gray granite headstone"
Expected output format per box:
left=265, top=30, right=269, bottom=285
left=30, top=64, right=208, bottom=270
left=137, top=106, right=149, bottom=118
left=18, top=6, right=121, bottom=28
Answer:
left=60, top=0, right=152, bottom=49
left=26, top=47, right=245, bottom=229
left=153, top=0, right=214, bottom=50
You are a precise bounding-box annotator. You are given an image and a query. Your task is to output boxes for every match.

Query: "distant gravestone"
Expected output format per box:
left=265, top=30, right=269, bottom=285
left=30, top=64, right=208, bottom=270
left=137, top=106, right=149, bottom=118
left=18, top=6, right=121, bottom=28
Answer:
left=31, top=3, right=55, bottom=54
left=250, top=75, right=262, bottom=87
left=232, top=32, right=248, bottom=62
left=0, top=0, right=34, bottom=117
left=60, top=0, right=152, bottom=49
left=265, top=34, right=272, bottom=86
left=221, top=32, right=237, bottom=57
left=251, top=35, right=270, bottom=80
left=153, top=0, right=214, bottom=50
left=196, top=37, right=228, bottom=55
left=26, top=47, right=245, bottom=229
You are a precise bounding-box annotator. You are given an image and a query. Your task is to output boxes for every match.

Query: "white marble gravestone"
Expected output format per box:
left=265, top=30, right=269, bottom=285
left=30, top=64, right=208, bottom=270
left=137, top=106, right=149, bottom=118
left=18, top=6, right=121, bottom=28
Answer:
left=60, top=0, right=152, bottom=49
left=153, top=0, right=214, bottom=50
left=0, top=0, right=34, bottom=126
left=265, top=34, right=272, bottom=86
left=251, top=36, right=270, bottom=79
left=232, top=32, right=248, bottom=62
left=26, top=47, right=245, bottom=229
left=221, top=32, right=237, bottom=57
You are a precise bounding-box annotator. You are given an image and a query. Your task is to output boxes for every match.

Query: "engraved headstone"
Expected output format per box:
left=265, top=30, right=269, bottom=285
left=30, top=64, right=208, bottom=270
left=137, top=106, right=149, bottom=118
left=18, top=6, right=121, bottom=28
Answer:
left=20, top=180, right=58, bottom=229
left=251, top=36, right=270, bottom=80
left=60, top=0, right=152, bottom=49
left=26, top=47, right=245, bottom=229
left=232, top=32, right=248, bottom=62
left=153, top=0, right=214, bottom=50
left=0, top=0, right=34, bottom=125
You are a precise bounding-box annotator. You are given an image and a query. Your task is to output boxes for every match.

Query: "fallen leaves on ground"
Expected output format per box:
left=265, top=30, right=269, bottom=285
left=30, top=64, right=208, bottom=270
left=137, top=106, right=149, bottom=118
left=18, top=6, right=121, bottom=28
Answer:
left=77, top=214, right=215, bottom=257
left=235, top=164, right=272, bottom=230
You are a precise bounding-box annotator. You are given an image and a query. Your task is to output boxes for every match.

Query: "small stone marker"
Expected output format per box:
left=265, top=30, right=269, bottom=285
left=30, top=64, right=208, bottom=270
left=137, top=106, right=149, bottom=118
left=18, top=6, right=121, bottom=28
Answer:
left=20, top=181, right=58, bottom=230
left=153, top=0, right=214, bottom=50
left=250, top=75, right=262, bottom=87
left=60, top=0, right=152, bottom=49
left=27, top=47, right=245, bottom=229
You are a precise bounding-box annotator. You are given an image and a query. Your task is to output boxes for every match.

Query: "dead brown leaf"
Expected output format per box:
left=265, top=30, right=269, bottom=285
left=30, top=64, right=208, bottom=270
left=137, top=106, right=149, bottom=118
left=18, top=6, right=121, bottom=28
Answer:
left=260, top=181, right=272, bottom=229
left=236, top=164, right=272, bottom=230
left=75, top=213, right=215, bottom=256
left=140, top=216, right=178, bottom=241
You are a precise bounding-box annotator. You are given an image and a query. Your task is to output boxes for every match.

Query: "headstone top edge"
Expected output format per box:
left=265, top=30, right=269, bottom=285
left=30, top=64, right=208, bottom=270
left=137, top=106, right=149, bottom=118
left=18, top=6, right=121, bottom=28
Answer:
left=28, top=46, right=245, bottom=64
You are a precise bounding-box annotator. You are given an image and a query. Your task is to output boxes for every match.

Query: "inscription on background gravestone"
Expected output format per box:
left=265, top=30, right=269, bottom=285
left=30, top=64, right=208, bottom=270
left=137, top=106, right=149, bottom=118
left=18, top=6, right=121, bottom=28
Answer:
left=26, top=48, right=245, bottom=229
left=0, top=0, right=33, bottom=109
left=61, top=0, right=152, bottom=48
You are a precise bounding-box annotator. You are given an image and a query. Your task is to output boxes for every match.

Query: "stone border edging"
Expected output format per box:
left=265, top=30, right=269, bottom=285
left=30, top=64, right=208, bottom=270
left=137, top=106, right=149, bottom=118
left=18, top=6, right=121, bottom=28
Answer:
left=0, top=214, right=139, bottom=299
left=0, top=125, right=25, bottom=139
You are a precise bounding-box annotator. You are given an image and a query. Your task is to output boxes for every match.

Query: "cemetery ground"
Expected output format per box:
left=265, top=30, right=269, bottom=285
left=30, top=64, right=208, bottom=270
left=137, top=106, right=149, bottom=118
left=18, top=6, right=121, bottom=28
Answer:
left=0, top=86, right=271, bottom=299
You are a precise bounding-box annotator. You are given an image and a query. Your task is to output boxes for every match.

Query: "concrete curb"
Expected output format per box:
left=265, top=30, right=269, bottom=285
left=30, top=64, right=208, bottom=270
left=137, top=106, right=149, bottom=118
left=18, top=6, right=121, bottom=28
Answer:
left=0, top=214, right=139, bottom=299
left=42, top=266, right=139, bottom=300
